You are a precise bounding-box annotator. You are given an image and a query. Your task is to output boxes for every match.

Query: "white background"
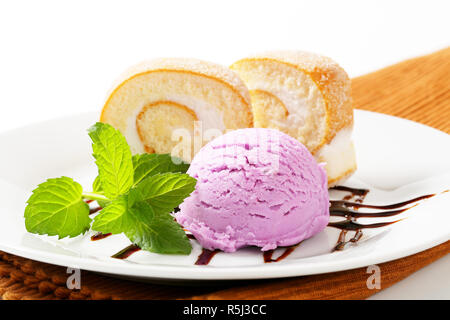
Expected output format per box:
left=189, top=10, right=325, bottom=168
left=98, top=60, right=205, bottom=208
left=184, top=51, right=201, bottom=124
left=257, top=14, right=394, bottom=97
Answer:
left=0, top=0, right=449, bottom=299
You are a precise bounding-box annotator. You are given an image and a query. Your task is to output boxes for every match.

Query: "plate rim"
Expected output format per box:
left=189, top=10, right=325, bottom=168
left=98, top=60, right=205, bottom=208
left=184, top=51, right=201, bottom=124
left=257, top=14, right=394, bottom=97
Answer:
left=0, top=233, right=447, bottom=280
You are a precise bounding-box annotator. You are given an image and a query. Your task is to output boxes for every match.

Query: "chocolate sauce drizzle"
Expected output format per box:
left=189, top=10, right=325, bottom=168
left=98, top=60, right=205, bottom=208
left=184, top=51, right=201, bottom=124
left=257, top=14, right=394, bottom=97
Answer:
left=91, top=232, right=112, bottom=241
left=328, top=186, right=442, bottom=251
left=263, top=245, right=298, bottom=263
left=102, top=187, right=446, bottom=264
left=328, top=219, right=401, bottom=231
left=84, top=199, right=103, bottom=215
left=331, top=186, right=369, bottom=203
left=331, top=193, right=436, bottom=211
left=111, top=244, right=141, bottom=259
left=195, top=249, right=220, bottom=265
left=89, top=206, right=102, bottom=215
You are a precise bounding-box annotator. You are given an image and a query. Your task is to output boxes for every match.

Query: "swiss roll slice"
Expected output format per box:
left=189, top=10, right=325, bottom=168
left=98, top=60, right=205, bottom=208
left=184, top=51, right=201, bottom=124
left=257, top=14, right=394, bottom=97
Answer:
left=101, top=58, right=253, bottom=162
left=230, top=51, right=356, bottom=186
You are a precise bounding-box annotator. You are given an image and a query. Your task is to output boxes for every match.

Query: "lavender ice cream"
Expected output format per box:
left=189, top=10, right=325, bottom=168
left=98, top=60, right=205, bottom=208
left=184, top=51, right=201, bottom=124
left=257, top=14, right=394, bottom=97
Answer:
left=175, top=128, right=329, bottom=252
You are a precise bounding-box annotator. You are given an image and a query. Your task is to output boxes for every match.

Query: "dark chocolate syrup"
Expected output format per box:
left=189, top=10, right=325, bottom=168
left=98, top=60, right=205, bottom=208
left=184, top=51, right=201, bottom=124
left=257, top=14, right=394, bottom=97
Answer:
left=328, top=219, right=402, bottom=231
left=97, top=186, right=446, bottom=263
left=110, top=234, right=197, bottom=261
left=89, top=206, right=102, bottom=215
left=331, top=186, right=369, bottom=203
left=328, top=186, right=444, bottom=251
left=330, top=186, right=371, bottom=250
left=263, top=245, right=298, bottom=263
left=111, top=244, right=141, bottom=259
left=329, top=205, right=413, bottom=218
left=330, top=193, right=436, bottom=211
left=187, top=234, right=219, bottom=266
left=188, top=234, right=222, bottom=265
left=91, top=232, right=112, bottom=241
left=195, top=249, right=220, bottom=265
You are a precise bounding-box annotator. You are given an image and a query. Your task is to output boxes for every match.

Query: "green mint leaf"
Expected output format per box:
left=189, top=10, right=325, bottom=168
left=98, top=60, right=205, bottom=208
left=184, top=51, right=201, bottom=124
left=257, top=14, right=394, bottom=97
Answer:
left=88, top=122, right=133, bottom=199
left=125, top=200, right=192, bottom=254
left=91, top=195, right=131, bottom=234
left=133, top=172, right=197, bottom=213
left=93, top=190, right=192, bottom=254
left=132, top=154, right=189, bottom=187
left=92, top=175, right=103, bottom=193
left=92, top=175, right=111, bottom=208
left=24, top=177, right=91, bottom=239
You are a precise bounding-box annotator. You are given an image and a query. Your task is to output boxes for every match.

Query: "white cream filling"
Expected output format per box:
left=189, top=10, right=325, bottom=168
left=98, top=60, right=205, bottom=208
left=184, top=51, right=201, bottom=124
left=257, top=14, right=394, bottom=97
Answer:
left=124, top=95, right=226, bottom=155
left=166, top=94, right=226, bottom=133
left=125, top=107, right=146, bottom=154
left=251, top=83, right=310, bottom=128
left=315, top=127, right=356, bottom=182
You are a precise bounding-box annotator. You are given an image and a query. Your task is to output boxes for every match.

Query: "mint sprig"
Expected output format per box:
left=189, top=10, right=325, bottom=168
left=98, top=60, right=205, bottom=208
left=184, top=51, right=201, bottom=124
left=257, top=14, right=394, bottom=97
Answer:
left=92, top=174, right=195, bottom=254
left=24, top=122, right=196, bottom=255
left=132, top=153, right=189, bottom=187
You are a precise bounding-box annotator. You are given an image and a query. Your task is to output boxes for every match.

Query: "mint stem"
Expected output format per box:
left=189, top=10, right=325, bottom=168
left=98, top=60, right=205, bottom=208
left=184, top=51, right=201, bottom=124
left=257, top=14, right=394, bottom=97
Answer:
left=82, top=192, right=109, bottom=202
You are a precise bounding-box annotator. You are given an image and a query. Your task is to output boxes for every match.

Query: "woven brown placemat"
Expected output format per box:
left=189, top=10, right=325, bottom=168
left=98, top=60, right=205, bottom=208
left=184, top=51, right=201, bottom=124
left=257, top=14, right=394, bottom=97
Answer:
left=1, top=47, right=449, bottom=300
left=353, top=47, right=450, bottom=133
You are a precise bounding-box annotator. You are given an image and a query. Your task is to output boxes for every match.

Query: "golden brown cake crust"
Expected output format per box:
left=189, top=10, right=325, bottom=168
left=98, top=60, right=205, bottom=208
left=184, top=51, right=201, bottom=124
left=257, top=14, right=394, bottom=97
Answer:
left=230, top=51, right=353, bottom=148
left=101, top=58, right=252, bottom=123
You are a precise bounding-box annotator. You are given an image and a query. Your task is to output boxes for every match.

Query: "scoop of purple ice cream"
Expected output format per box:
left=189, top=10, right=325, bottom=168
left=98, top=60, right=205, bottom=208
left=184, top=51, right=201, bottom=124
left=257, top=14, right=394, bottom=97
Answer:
left=175, top=128, right=329, bottom=253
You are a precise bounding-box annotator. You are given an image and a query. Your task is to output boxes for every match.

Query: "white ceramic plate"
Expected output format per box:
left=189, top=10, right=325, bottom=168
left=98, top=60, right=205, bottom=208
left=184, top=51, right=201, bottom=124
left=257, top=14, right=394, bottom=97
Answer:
left=0, top=110, right=449, bottom=283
